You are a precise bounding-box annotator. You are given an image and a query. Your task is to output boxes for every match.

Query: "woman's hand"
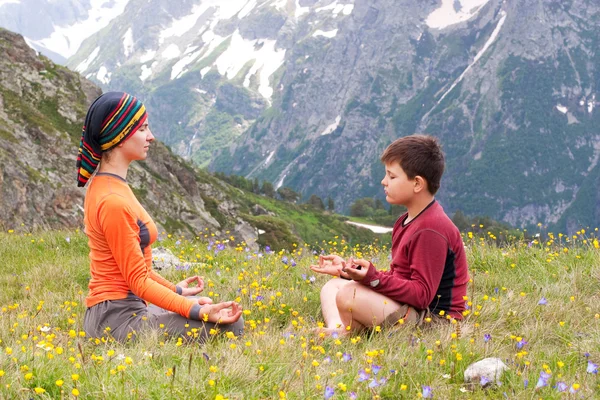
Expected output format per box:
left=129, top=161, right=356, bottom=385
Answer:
left=198, top=301, right=242, bottom=324
left=310, top=254, right=345, bottom=276
left=340, top=258, right=370, bottom=281
left=176, top=276, right=204, bottom=296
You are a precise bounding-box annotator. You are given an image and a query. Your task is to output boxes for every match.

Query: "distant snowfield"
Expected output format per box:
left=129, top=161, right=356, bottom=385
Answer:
left=426, top=0, right=490, bottom=29
left=36, top=0, right=130, bottom=58
left=346, top=221, right=393, bottom=234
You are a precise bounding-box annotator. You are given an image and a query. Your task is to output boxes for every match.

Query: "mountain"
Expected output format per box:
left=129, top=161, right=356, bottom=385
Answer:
left=3, top=0, right=599, bottom=232
left=0, top=28, right=380, bottom=249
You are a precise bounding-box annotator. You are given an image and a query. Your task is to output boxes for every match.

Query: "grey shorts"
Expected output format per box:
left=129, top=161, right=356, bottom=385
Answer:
left=83, top=294, right=244, bottom=343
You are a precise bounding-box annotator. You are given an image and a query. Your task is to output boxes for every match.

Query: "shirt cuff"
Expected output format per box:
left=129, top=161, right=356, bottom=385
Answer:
left=188, top=303, right=202, bottom=321
left=358, top=262, right=380, bottom=287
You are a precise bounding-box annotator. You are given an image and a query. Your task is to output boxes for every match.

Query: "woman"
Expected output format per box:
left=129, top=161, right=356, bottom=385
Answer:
left=77, top=91, right=243, bottom=342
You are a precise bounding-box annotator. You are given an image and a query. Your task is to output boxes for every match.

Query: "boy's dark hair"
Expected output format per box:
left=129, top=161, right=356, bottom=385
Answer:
left=380, top=134, right=445, bottom=195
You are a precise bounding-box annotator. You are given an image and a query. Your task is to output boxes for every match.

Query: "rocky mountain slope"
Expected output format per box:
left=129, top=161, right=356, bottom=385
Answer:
left=4, top=0, right=599, bottom=232
left=0, top=27, right=254, bottom=242
left=0, top=28, right=380, bottom=249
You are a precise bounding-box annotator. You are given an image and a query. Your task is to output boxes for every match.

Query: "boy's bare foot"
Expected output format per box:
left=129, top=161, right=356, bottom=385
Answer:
left=310, top=326, right=350, bottom=338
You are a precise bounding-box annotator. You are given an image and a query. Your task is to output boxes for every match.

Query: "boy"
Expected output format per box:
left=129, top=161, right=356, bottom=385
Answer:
left=311, top=134, right=469, bottom=333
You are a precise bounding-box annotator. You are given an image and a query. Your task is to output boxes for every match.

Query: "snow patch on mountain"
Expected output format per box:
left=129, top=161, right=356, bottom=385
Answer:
left=434, top=10, right=506, bottom=106
left=295, top=0, right=309, bottom=18
left=313, top=29, right=338, bottom=38
left=35, top=0, right=130, bottom=58
left=214, top=30, right=286, bottom=100
left=162, top=44, right=181, bottom=60
left=171, top=49, right=203, bottom=79
left=320, top=115, right=341, bottom=136
left=122, top=28, right=134, bottom=57
left=139, top=49, right=156, bottom=63
left=75, top=46, right=100, bottom=73
left=96, top=66, right=111, bottom=84
left=238, top=0, right=258, bottom=18
left=159, top=3, right=209, bottom=44
left=140, top=64, right=153, bottom=81
left=426, top=0, right=490, bottom=29
left=315, top=1, right=354, bottom=17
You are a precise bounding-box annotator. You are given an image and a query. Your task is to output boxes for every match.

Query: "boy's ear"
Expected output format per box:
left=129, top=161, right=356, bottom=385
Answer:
left=413, top=176, right=427, bottom=193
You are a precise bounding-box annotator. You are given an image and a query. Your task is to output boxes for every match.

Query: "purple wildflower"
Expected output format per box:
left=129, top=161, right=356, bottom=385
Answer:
left=569, top=384, right=579, bottom=393
left=65, top=237, right=71, bottom=243
left=323, top=356, right=331, bottom=364
left=516, top=339, right=528, bottom=349
left=265, top=245, right=271, bottom=254
left=368, top=379, right=379, bottom=388
left=372, top=365, right=382, bottom=375
left=175, top=240, right=181, bottom=245
left=536, top=371, right=551, bottom=388
left=538, top=297, right=548, bottom=305
left=324, top=386, right=335, bottom=399
left=422, top=385, right=433, bottom=398
left=256, top=295, right=264, bottom=301
left=216, top=243, right=225, bottom=251
left=556, top=382, right=568, bottom=392
left=480, top=376, right=490, bottom=386
left=282, top=256, right=288, bottom=265
left=523, top=379, right=528, bottom=388
left=484, top=333, right=492, bottom=343
left=342, top=353, right=352, bottom=362
left=291, top=259, right=297, bottom=267
left=358, top=370, right=369, bottom=382
left=348, top=392, right=357, bottom=400
left=301, top=274, right=307, bottom=280
left=331, top=332, right=339, bottom=339
left=587, top=360, right=598, bottom=374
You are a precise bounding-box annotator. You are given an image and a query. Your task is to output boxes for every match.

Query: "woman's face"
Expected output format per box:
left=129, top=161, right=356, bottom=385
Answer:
left=120, top=120, right=154, bottom=161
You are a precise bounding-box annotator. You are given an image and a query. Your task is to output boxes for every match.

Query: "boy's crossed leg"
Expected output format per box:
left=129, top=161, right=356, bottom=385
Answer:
left=318, top=278, right=410, bottom=335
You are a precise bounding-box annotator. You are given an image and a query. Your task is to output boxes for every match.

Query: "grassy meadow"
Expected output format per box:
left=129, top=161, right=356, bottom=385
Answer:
left=0, top=227, right=599, bottom=399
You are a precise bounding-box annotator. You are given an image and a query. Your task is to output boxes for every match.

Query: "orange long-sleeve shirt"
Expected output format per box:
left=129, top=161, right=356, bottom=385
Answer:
left=84, top=173, right=199, bottom=320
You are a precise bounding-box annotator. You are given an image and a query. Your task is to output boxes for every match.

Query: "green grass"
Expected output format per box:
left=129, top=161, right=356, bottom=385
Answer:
left=0, top=229, right=599, bottom=399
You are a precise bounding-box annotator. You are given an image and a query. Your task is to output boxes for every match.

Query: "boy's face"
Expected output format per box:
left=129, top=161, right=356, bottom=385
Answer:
left=381, top=161, right=417, bottom=205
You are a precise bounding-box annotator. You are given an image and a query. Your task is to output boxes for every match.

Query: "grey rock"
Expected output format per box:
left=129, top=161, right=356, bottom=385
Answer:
left=464, top=358, right=509, bottom=386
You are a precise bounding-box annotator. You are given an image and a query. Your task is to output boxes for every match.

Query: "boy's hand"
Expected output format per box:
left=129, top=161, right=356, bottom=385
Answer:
left=310, top=254, right=344, bottom=276
left=176, top=276, right=204, bottom=296
left=340, top=258, right=369, bottom=281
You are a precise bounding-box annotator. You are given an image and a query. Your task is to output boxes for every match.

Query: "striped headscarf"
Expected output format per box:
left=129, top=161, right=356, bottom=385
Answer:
left=76, top=92, right=147, bottom=187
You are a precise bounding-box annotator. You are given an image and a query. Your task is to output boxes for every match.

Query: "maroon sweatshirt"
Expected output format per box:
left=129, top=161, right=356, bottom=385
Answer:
left=359, top=201, right=469, bottom=319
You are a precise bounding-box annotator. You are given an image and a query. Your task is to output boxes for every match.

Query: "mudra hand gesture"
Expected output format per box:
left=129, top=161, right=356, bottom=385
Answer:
left=310, top=254, right=345, bottom=276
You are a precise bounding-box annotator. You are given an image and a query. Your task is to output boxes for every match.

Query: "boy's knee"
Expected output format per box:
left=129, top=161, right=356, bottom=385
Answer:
left=335, top=285, right=354, bottom=310
left=321, top=278, right=340, bottom=295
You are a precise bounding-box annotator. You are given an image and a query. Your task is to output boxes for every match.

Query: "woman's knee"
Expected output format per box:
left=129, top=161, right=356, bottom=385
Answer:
left=226, top=316, right=245, bottom=337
